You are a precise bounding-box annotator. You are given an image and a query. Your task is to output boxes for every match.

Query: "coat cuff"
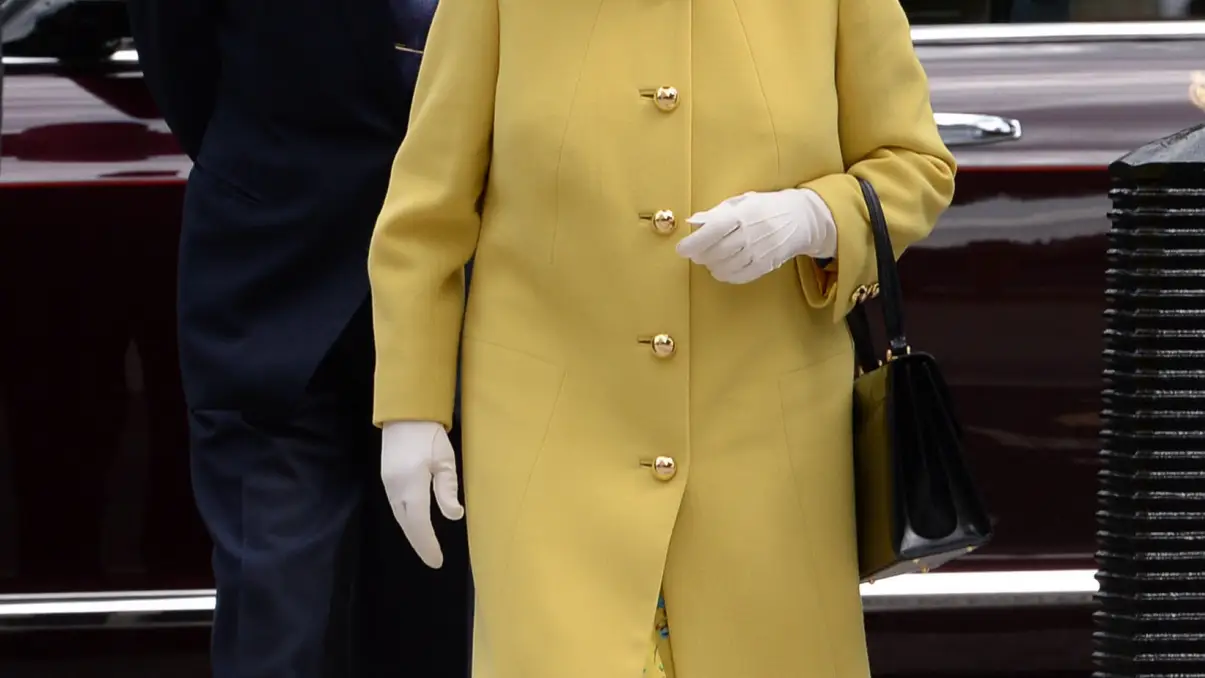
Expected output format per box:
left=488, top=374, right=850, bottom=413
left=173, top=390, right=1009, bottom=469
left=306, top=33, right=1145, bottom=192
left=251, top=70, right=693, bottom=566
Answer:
left=795, top=172, right=875, bottom=323
left=372, top=333, right=460, bottom=431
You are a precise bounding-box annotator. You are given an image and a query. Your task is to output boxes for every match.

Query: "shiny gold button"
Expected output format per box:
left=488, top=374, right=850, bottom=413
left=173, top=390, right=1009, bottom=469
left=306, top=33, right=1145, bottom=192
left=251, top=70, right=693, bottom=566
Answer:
left=640, top=86, right=680, bottom=112
left=649, top=334, right=675, bottom=358
left=651, top=210, right=676, bottom=234
left=642, top=456, right=677, bottom=481
left=654, top=87, right=679, bottom=111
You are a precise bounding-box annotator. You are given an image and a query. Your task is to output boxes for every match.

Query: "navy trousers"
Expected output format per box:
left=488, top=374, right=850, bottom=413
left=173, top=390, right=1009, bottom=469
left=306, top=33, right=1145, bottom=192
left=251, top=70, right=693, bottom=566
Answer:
left=189, top=301, right=470, bottom=678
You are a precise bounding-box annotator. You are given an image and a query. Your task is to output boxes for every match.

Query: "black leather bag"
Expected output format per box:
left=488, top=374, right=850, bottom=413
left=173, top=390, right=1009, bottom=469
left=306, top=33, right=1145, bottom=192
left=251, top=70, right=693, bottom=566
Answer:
left=846, top=178, right=993, bottom=583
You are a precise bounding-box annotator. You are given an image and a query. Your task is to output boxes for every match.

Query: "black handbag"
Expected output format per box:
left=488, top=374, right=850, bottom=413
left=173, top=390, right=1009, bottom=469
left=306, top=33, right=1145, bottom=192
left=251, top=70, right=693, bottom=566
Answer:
left=846, top=177, right=993, bottom=583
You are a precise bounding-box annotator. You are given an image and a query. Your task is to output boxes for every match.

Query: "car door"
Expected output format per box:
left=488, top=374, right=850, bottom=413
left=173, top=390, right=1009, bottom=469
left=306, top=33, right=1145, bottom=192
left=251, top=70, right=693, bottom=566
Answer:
left=1, top=0, right=205, bottom=633
left=861, top=3, right=1205, bottom=676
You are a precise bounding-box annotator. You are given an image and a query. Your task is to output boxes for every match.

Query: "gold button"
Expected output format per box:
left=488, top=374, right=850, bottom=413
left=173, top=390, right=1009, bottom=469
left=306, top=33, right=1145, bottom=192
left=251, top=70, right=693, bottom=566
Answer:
left=650, top=334, right=675, bottom=358
left=641, top=86, right=680, bottom=111
left=644, top=456, right=677, bottom=481
left=651, top=210, right=676, bottom=234
left=654, top=87, right=679, bottom=111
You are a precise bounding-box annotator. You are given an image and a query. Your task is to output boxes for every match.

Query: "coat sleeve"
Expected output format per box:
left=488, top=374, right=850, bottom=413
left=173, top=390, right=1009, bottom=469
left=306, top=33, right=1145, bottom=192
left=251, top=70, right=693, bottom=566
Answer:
left=796, top=0, right=956, bottom=322
left=367, top=0, right=499, bottom=428
left=126, top=0, right=221, bottom=160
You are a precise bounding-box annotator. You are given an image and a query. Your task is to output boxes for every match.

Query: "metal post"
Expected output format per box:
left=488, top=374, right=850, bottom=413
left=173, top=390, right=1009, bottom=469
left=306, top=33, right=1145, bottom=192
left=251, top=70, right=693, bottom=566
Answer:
left=1100, top=124, right=1205, bottom=678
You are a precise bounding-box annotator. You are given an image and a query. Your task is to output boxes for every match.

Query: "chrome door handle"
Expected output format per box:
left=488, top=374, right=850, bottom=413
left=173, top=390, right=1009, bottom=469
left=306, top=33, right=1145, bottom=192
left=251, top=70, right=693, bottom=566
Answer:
left=934, top=113, right=1023, bottom=147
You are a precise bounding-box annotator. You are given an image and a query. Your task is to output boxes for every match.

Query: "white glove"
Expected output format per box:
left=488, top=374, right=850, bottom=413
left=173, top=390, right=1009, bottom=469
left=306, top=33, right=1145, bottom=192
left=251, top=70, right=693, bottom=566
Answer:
left=676, top=188, right=837, bottom=285
left=380, top=420, right=464, bottom=569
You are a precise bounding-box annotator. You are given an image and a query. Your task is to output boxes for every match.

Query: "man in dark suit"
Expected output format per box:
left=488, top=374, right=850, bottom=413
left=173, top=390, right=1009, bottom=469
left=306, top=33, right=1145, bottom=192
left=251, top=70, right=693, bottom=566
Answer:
left=125, top=1, right=469, bottom=676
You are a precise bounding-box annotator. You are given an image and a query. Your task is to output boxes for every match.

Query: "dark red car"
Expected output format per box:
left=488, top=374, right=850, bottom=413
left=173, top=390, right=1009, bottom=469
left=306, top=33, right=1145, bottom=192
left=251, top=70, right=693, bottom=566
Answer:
left=3, top=0, right=1205, bottom=675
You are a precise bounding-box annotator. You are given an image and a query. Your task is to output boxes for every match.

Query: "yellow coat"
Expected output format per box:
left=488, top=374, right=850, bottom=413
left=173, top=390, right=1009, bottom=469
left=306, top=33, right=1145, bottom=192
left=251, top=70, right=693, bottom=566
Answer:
left=368, top=0, right=955, bottom=676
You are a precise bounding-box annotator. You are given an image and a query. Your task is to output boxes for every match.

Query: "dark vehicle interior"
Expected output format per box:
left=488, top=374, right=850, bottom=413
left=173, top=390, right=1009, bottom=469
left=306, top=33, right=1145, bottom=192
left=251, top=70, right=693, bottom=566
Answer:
left=2, top=0, right=129, bottom=60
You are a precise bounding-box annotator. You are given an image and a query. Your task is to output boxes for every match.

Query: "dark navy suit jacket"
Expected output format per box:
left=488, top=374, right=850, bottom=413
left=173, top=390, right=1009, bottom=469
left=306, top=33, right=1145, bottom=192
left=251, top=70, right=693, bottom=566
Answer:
left=127, top=0, right=444, bottom=414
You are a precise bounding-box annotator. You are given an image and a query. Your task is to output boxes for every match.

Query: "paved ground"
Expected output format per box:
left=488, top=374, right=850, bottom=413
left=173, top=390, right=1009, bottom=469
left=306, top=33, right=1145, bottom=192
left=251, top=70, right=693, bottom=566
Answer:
left=0, top=608, right=1095, bottom=677
left=0, top=604, right=1094, bottom=678
left=0, top=628, right=208, bottom=677
left=3, top=657, right=208, bottom=678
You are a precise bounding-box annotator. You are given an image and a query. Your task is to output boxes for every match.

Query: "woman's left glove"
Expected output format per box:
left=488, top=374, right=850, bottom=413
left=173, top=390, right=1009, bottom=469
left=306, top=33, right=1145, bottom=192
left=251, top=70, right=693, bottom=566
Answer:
left=676, top=188, right=837, bottom=285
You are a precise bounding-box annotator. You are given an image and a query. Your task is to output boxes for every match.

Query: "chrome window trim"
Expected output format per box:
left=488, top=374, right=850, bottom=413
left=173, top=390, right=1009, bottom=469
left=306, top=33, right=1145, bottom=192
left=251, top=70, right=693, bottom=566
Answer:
left=0, top=569, right=1099, bottom=631
left=4, top=20, right=1205, bottom=67
left=912, top=20, right=1205, bottom=44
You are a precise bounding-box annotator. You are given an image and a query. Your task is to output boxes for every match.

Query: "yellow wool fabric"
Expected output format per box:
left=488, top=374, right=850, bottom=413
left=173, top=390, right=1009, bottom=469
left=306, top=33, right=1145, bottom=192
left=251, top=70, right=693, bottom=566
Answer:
left=368, top=0, right=955, bottom=676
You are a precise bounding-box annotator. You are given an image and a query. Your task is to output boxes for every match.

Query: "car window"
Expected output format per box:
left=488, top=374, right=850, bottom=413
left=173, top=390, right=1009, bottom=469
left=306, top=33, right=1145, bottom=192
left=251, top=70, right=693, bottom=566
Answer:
left=902, top=0, right=1205, bottom=24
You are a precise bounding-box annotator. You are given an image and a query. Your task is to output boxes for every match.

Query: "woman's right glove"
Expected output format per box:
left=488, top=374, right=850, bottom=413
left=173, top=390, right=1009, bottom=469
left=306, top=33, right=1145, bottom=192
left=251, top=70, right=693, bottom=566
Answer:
left=380, top=420, right=464, bottom=569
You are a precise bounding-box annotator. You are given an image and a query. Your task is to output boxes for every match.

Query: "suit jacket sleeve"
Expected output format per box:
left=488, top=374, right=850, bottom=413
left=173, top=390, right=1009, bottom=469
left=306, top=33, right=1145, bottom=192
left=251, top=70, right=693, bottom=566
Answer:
left=368, top=0, right=499, bottom=428
left=796, top=0, right=957, bottom=322
left=126, top=0, right=221, bottom=160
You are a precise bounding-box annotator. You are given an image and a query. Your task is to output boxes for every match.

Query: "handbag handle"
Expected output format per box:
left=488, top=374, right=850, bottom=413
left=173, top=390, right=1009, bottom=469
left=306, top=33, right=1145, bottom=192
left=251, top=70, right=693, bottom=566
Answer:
left=847, top=178, right=910, bottom=374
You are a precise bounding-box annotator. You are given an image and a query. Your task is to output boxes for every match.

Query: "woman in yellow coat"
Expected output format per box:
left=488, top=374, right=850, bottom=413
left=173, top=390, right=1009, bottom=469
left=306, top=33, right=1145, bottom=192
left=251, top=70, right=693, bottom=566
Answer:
left=368, top=0, right=955, bottom=676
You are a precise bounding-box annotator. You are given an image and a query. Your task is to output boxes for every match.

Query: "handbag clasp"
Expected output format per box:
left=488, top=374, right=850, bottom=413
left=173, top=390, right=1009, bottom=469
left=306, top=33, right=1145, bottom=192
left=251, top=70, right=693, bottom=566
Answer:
left=855, top=359, right=884, bottom=377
